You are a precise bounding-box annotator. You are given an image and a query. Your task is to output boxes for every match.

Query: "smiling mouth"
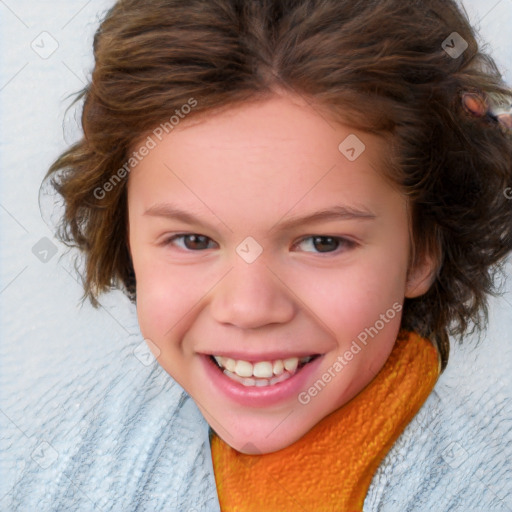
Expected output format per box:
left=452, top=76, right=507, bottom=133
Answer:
left=208, top=354, right=321, bottom=387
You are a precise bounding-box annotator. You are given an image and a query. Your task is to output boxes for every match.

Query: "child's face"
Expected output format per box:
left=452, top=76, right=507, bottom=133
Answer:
left=127, top=93, right=432, bottom=454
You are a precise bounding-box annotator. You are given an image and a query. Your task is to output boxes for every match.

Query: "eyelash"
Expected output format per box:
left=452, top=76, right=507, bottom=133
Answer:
left=160, top=233, right=357, bottom=255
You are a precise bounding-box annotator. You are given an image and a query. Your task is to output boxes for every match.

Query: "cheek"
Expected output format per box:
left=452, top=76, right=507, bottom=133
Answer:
left=131, top=251, right=193, bottom=342
left=290, top=253, right=407, bottom=343
left=133, top=253, right=224, bottom=348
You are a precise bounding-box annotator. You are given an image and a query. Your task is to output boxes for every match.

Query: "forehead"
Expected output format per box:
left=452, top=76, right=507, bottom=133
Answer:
left=126, top=94, right=400, bottom=226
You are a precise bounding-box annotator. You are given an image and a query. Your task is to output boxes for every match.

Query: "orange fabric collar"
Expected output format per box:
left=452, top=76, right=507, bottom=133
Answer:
left=209, top=330, right=440, bottom=512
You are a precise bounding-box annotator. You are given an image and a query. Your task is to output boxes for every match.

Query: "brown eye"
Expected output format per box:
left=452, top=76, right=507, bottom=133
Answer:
left=163, top=234, right=216, bottom=250
left=312, top=236, right=339, bottom=252
left=183, top=234, right=211, bottom=250
left=294, top=236, right=356, bottom=254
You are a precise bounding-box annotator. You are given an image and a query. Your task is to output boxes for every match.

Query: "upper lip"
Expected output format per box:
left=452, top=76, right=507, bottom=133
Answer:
left=203, top=351, right=321, bottom=362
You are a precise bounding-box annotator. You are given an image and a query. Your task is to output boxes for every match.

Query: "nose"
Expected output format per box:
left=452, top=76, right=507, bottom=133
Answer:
left=210, top=255, right=296, bottom=329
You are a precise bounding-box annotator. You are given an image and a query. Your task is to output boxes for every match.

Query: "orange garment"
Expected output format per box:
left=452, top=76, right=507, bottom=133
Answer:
left=210, top=330, right=440, bottom=512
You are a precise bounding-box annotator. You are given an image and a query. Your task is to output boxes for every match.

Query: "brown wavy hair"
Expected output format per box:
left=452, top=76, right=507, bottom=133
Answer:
left=42, top=0, right=512, bottom=373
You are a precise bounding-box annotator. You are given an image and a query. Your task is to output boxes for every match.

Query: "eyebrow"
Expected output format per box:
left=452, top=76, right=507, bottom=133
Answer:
left=143, top=202, right=376, bottom=232
left=269, top=205, right=376, bottom=232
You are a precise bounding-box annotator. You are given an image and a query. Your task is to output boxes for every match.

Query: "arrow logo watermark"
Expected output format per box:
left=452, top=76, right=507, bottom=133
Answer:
left=30, top=31, right=59, bottom=60
left=441, top=440, right=469, bottom=469
left=442, top=32, right=468, bottom=59
left=134, top=338, right=161, bottom=366
left=338, top=134, right=366, bottom=162
left=31, top=441, right=59, bottom=469
left=236, top=236, right=263, bottom=264
left=32, top=237, right=58, bottom=263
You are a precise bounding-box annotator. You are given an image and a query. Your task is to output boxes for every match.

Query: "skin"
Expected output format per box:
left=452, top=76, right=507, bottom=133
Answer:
left=126, top=92, right=436, bottom=454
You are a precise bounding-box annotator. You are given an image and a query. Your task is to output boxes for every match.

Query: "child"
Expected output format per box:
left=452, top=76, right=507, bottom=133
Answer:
left=43, top=0, right=512, bottom=510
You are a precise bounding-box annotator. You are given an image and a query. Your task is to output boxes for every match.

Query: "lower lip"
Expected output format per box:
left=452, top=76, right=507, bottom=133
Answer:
left=200, top=354, right=324, bottom=408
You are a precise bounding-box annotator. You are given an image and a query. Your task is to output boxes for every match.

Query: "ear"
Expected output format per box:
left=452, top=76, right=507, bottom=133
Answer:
left=405, top=250, right=438, bottom=298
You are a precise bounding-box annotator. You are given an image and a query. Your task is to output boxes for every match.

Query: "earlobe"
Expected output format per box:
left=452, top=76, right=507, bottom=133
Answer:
left=405, top=252, right=439, bottom=298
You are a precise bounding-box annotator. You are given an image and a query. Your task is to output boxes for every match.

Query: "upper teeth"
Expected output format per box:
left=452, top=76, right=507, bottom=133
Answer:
left=213, top=355, right=314, bottom=379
